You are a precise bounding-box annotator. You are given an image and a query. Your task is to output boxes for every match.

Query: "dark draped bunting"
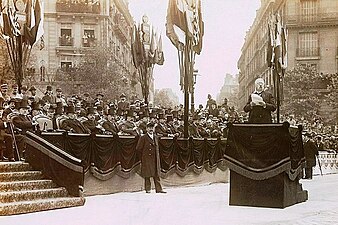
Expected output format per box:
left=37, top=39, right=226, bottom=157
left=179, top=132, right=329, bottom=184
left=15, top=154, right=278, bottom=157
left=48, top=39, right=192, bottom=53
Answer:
left=225, top=123, right=305, bottom=180
left=40, top=133, right=228, bottom=180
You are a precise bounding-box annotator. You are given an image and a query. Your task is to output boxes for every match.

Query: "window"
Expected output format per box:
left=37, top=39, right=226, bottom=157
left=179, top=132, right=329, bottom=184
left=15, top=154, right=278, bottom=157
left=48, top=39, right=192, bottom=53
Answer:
left=61, top=62, right=72, bottom=72
left=300, top=0, right=318, bottom=22
left=60, top=28, right=73, bottom=46
left=297, top=32, right=319, bottom=57
left=83, top=29, right=96, bottom=47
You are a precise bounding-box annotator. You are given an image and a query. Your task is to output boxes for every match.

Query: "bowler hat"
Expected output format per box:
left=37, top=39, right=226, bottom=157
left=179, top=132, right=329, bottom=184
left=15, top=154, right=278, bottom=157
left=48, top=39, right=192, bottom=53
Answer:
left=146, top=122, right=155, bottom=128
left=120, top=93, right=126, bottom=98
left=19, top=100, right=29, bottom=109
left=46, top=85, right=52, bottom=91
left=87, top=107, right=95, bottom=115
left=65, top=105, right=75, bottom=114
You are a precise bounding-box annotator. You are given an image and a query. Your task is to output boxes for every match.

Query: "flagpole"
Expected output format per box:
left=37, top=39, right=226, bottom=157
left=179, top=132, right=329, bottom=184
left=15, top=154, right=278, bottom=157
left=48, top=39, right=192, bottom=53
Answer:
left=183, top=35, right=190, bottom=138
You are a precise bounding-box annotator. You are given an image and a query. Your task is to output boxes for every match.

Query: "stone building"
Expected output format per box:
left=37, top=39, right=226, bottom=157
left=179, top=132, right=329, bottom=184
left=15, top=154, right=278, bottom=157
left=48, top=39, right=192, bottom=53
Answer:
left=238, top=0, right=338, bottom=111
left=26, top=0, right=147, bottom=100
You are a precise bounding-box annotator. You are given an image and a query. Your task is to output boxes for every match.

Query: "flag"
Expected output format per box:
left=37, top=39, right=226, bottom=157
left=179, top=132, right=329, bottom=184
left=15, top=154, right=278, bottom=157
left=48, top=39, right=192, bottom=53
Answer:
left=131, top=24, right=145, bottom=68
left=266, top=23, right=274, bottom=68
left=166, top=0, right=187, bottom=50
left=24, top=0, right=44, bottom=46
left=281, top=26, right=287, bottom=70
left=2, top=7, right=13, bottom=38
left=192, top=0, right=204, bottom=54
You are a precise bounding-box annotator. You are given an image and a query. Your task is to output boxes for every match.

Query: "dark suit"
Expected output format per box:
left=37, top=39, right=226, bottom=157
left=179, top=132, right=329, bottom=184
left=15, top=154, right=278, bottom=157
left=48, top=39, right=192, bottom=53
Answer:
left=154, top=123, right=171, bottom=137
left=12, top=114, right=34, bottom=158
left=82, top=119, right=102, bottom=134
left=102, top=120, right=119, bottom=135
left=136, top=133, right=163, bottom=192
left=243, top=91, right=276, bottom=123
left=304, top=139, right=318, bottom=179
left=60, top=119, right=90, bottom=134
left=0, top=119, right=14, bottom=159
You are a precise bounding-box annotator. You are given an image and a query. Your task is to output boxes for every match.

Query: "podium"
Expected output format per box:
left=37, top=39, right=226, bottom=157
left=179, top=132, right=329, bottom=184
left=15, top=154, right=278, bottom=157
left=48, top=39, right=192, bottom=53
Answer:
left=225, top=123, right=308, bottom=208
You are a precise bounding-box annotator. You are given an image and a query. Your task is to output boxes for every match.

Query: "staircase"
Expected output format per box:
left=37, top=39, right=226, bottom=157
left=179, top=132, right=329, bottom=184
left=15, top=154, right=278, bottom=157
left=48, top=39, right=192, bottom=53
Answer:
left=0, top=161, right=85, bottom=216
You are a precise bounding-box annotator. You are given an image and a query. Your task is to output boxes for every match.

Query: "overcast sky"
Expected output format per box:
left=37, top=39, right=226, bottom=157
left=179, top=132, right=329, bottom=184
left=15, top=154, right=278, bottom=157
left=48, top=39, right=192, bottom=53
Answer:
left=129, top=0, right=260, bottom=105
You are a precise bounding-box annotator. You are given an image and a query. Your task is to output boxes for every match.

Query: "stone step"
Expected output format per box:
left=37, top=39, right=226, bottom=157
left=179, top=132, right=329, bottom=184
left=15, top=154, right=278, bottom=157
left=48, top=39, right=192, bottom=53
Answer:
left=0, top=197, right=86, bottom=216
left=0, top=187, right=69, bottom=203
left=0, top=171, right=43, bottom=182
left=0, top=162, right=32, bottom=172
left=0, top=180, right=56, bottom=192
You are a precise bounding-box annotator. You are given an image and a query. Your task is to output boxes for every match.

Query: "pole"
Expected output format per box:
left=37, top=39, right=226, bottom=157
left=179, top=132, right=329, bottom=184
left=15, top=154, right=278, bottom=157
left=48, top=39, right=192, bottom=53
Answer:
left=273, top=66, right=280, bottom=123
left=316, top=154, right=323, bottom=176
left=190, top=85, right=194, bottom=114
left=183, top=38, right=190, bottom=138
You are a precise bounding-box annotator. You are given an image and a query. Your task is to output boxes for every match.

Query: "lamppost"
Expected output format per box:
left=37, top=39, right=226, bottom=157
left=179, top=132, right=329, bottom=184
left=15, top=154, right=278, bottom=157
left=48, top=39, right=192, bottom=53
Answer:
left=191, top=69, right=200, bottom=113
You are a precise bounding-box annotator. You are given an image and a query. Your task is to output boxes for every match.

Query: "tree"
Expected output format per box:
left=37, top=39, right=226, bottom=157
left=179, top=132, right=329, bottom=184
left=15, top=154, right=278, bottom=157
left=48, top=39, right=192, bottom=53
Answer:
left=154, top=88, right=179, bottom=108
left=281, top=65, right=322, bottom=121
left=56, top=46, right=134, bottom=100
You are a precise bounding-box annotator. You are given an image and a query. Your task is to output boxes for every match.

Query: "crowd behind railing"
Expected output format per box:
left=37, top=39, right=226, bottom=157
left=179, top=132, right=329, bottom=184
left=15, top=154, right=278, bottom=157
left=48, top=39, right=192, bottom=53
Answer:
left=0, top=83, right=337, bottom=162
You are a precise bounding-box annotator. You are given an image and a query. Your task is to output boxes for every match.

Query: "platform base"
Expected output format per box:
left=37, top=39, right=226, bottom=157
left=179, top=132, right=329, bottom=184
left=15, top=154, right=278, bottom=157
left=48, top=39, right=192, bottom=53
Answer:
left=229, top=171, right=308, bottom=208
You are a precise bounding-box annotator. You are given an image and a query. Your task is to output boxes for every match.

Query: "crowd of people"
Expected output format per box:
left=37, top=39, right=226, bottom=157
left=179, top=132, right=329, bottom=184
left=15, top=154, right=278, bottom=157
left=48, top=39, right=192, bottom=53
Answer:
left=0, top=81, right=337, bottom=162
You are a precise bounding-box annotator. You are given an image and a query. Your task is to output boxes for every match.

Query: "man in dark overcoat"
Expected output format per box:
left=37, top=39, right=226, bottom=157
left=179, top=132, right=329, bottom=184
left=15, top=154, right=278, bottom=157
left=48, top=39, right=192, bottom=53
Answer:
left=303, top=133, right=319, bottom=179
left=136, top=122, right=166, bottom=194
left=244, top=78, right=276, bottom=123
left=60, top=106, right=90, bottom=134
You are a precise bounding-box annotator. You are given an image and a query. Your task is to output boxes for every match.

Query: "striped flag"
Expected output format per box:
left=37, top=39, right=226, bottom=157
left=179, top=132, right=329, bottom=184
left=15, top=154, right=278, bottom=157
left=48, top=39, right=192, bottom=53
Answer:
left=166, top=0, right=187, bottom=50
left=166, top=0, right=203, bottom=54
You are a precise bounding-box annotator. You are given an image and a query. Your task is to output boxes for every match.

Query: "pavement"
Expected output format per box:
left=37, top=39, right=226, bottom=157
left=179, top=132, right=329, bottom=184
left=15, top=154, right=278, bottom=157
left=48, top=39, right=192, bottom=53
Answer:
left=1, top=174, right=337, bottom=225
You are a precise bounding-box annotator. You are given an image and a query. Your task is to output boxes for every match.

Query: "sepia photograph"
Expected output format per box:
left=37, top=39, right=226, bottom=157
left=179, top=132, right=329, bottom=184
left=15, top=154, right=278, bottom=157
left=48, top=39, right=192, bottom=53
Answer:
left=0, top=0, right=337, bottom=224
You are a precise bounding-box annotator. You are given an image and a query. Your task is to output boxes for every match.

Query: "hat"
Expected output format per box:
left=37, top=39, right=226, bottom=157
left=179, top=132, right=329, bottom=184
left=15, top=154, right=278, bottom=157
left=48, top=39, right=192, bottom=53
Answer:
left=96, top=105, right=103, bottom=111
left=126, top=109, right=134, bottom=117
left=46, top=85, right=52, bottom=91
left=0, top=83, right=8, bottom=90
left=87, top=107, right=95, bottom=115
left=56, top=87, right=62, bottom=92
left=120, top=93, right=126, bottom=98
left=83, top=93, right=89, bottom=97
left=31, top=102, right=41, bottom=111
left=96, top=93, right=104, bottom=97
left=65, top=105, right=75, bottom=114
left=19, top=100, right=29, bottom=109
left=146, top=122, right=155, bottom=128
left=108, top=108, right=115, bottom=116
left=167, top=115, right=173, bottom=122
left=158, top=113, right=165, bottom=120
left=29, top=86, right=36, bottom=91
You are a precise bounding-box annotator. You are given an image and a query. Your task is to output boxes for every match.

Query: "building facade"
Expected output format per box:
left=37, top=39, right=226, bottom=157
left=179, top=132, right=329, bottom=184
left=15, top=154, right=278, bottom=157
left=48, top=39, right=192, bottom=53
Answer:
left=238, top=0, right=338, bottom=111
left=26, top=0, right=148, bottom=100
left=216, top=73, right=239, bottom=109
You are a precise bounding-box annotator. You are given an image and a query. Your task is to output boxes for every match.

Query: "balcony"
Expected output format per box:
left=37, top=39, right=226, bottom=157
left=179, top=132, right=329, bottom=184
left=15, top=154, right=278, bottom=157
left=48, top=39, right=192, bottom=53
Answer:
left=286, top=12, right=338, bottom=26
left=59, top=36, right=74, bottom=46
left=296, top=47, right=320, bottom=59
left=56, top=1, right=100, bottom=14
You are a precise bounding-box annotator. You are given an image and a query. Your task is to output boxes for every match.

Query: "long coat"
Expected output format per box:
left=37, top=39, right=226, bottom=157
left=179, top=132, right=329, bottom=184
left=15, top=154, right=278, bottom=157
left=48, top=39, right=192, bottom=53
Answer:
left=243, top=91, right=276, bottom=123
left=304, top=140, right=318, bottom=168
left=136, top=133, right=161, bottom=177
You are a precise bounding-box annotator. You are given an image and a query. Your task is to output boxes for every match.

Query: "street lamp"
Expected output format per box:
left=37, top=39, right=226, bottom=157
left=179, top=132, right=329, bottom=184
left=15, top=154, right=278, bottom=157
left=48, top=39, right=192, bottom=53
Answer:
left=191, top=69, right=200, bottom=113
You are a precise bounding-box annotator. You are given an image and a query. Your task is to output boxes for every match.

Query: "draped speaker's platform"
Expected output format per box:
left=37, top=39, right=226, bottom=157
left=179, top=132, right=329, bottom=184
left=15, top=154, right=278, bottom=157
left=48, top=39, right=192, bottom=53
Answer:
left=225, top=123, right=308, bottom=208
